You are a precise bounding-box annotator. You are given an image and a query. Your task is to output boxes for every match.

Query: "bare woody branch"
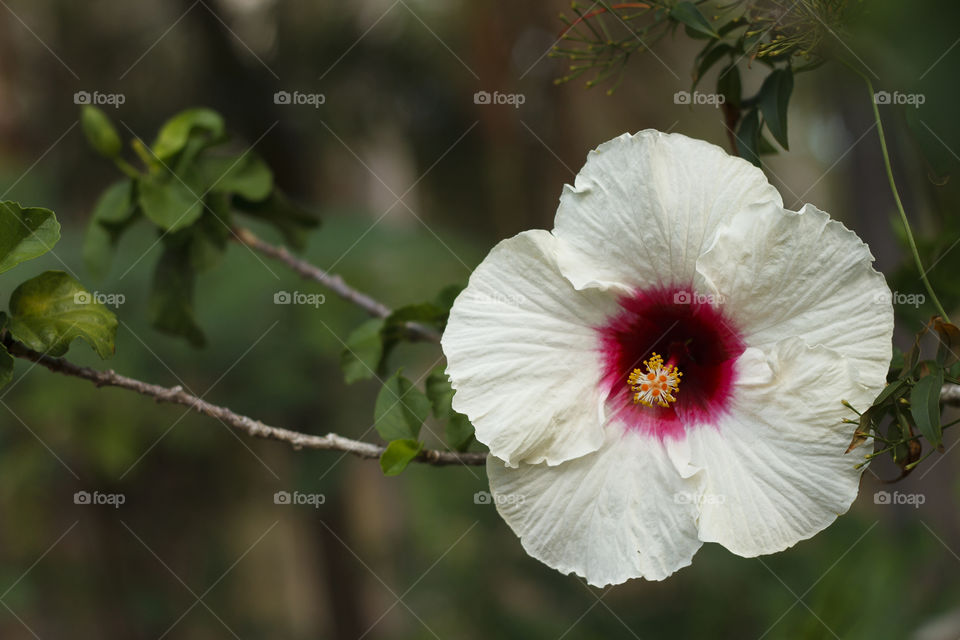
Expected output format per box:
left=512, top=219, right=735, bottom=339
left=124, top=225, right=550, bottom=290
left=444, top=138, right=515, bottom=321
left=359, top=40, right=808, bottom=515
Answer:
left=232, top=227, right=442, bottom=344
left=3, top=338, right=487, bottom=466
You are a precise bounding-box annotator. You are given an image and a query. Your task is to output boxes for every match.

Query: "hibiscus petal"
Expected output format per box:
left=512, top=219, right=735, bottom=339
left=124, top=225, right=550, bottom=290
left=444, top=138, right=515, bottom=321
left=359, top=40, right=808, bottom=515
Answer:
left=553, top=130, right=782, bottom=292
left=487, top=429, right=703, bottom=586
left=696, top=202, right=893, bottom=391
left=683, top=340, right=876, bottom=556
left=443, top=230, right=618, bottom=467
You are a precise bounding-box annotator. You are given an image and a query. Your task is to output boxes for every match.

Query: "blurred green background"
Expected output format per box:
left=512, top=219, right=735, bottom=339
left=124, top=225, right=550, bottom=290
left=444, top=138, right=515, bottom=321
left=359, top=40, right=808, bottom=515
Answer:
left=1, top=1, right=960, bottom=638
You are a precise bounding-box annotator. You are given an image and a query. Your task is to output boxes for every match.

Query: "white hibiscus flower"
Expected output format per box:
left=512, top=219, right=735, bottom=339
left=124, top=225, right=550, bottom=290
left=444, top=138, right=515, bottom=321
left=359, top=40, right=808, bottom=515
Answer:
left=442, top=130, right=894, bottom=587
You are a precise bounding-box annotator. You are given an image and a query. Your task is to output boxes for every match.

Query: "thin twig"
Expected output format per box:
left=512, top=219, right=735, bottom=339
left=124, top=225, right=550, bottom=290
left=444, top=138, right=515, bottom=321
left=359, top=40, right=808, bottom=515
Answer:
left=3, top=337, right=486, bottom=466
left=232, top=227, right=442, bottom=343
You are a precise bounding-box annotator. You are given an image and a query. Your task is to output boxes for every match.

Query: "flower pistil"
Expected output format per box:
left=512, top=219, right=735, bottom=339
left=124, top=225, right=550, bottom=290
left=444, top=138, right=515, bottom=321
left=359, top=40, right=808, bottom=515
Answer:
left=628, top=352, right=682, bottom=407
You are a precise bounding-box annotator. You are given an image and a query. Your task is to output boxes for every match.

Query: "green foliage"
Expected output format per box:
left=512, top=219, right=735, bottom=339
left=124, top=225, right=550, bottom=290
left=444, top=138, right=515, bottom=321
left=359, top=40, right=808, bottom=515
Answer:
left=373, top=365, right=477, bottom=474
left=149, top=241, right=206, bottom=348
left=150, top=108, right=225, bottom=161
left=83, top=180, right=138, bottom=279
left=232, top=192, right=317, bottom=252
left=757, top=68, right=794, bottom=150
left=0, top=202, right=114, bottom=385
left=80, top=106, right=122, bottom=159
left=195, top=153, right=273, bottom=200
left=426, top=368, right=475, bottom=451
left=671, top=2, right=717, bottom=38
left=380, top=438, right=423, bottom=476
left=552, top=1, right=809, bottom=166
left=7, top=271, right=118, bottom=359
left=340, top=318, right=386, bottom=384
left=79, top=106, right=319, bottom=346
left=339, top=284, right=462, bottom=385
left=375, top=370, right=431, bottom=475
left=0, top=338, right=11, bottom=388
left=910, top=366, right=943, bottom=448
left=849, top=319, right=959, bottom=478
left=735, top=108, right=762, bottom=166
left=0, top=202, right=60, bottom=274
left=374, top=370, right=431, bottom=442
left=138, top=174, right=205, bottom=231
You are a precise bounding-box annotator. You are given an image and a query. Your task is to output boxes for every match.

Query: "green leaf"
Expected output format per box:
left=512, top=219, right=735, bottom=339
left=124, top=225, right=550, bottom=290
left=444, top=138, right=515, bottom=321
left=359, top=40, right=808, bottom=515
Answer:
left=194, top=152, right=273, bottom=201
left=434, top=284, right=464, bottom=313
left=374, top=370, right=431, bottom=441
left=425, top=368, right=475, bottom=450
left=758, top=68, right=794, bottom=150
left=232, top=191, right=319, bottom=251
left=757, top=132, right=779, bottom=155
left=149, top=243, right=205, bottom=347
left=735, top=109, right=762, bottom=167
left=80, top=106, right=122, bottom=159
left=379, top=439, right=423, bottom=476
left=873, top=378, right=907, bottom=407
left=138, top=176, right=203, bottom=232
left=340, top=318, right=385, bottom=384
left=910, top=366, right=944, bottom=447
left=670, top=2, right=717, bottom=38
left=425, top=368, right=455, bottom=419
left=716, top=64, right=741, bottom=109
left=7, top=271, right=117, bottom=358
left=187, top=194, right=232, bottom=272
left=151, top=108, right=225, bottom=161
left=693, top=43, right=732, bottom=89
left=0, top=202, right=60, bottom=274
left=387, top=302, right=448, bottom=326
left=83, top=180, right=138, bottom=279
left=0, top=344, right=13, bottom=389
left=445, top=414, right=475, bottom=452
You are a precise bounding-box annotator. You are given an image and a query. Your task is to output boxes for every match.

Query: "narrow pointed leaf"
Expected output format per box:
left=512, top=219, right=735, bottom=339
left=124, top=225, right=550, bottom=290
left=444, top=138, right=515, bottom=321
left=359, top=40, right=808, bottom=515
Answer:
left=758, top=68, right=794, bottom=149
left=910, top=367, right=944, bottom=447
left=670, top=2, right=717, bottom=38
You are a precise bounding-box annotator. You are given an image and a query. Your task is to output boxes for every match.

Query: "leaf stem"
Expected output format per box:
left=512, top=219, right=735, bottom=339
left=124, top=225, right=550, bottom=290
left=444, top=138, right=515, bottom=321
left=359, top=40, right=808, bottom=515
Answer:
left=855, top=70, right=951, bottom=322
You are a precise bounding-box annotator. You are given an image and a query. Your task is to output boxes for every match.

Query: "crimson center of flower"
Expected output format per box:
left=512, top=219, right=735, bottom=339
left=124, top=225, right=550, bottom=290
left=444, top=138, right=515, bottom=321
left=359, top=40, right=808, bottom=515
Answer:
left=597, top=286, right=745, bottom=440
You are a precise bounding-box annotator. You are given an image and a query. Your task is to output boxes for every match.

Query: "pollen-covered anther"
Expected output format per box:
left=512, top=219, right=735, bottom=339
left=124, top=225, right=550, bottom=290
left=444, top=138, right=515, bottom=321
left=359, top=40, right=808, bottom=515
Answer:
left=628, top=352, right=682, bottom=408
